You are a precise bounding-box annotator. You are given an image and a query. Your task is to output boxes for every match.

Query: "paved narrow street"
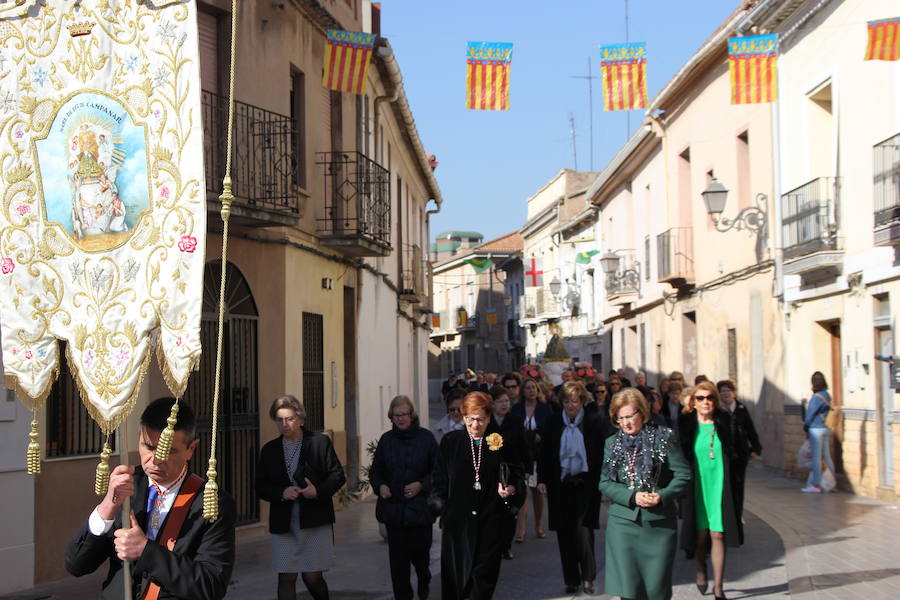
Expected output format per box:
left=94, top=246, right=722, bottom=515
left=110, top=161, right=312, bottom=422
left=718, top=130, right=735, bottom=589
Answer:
left=5, top=465, right=900, bottom=599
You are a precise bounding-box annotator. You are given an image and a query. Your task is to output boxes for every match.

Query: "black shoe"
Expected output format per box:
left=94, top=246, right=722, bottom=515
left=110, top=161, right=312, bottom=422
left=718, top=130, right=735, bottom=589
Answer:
left=417, top=574, right=431, bottom=599
left=564, top=585, right=578, bottom=594
left=502, top=549, right=513, bottom=560
left=696, top=582, right=708, bottom=595
left=715, top=596, right=727, bottom=600
left=582, top=582, right=595, bottom=595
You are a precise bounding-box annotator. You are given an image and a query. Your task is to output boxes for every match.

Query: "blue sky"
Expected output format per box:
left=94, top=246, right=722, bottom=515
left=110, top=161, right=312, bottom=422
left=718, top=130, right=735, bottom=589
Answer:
left=382, top=0, right=739, bottom=242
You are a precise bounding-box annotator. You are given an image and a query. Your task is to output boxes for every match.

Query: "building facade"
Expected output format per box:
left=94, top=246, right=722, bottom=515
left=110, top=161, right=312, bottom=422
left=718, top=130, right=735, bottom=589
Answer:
left=0, top=0, right=441, bottom=590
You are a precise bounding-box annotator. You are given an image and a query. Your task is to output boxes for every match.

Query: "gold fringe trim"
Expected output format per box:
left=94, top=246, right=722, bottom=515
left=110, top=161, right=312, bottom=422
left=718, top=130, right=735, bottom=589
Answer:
left=202, top=458, right=219, bottom=522
left=156, top=335, right=201, bottom=399
left=95, top=437, right=112, bottom=495
left=26, top=416, right=40, bottom=475
left=153, top=400, right=179, bottom=462
left=66, top=341, right=152, bottom=435
left=4, top=357, right=60, bottom=412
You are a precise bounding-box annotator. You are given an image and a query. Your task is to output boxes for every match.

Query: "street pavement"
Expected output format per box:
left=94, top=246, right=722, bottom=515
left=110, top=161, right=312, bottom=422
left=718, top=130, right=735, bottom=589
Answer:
left=3, top=464, right=900, bottom=599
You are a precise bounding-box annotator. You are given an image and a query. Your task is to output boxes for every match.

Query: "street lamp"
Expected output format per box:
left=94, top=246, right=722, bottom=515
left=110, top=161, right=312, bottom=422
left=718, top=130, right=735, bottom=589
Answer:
left=701, top=177, right=768, bottom=236
left=549, top=276, right=561, bottom=297
left=600, top=250, right=640, bottom=294
left=599, top=251, right=621, bottom=277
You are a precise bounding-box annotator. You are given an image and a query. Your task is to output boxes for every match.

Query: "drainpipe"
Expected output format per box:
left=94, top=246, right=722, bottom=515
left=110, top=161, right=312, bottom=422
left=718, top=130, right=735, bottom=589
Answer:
left=373, top=45, right=401, bottom=164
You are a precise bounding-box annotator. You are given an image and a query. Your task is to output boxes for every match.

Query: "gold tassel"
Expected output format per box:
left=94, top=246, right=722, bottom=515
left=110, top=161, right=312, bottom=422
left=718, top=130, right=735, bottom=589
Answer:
left=202, top=458, right=219, bottom=522
left=26, top=416, right=40, bottom=475
left=94, top=437, right=112, bottom=496
left=154, top=400, right=179, bottom=462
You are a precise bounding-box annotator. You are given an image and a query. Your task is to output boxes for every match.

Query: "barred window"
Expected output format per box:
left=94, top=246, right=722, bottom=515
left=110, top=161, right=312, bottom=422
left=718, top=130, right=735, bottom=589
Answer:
left=302, top=312, right=325, bottom=431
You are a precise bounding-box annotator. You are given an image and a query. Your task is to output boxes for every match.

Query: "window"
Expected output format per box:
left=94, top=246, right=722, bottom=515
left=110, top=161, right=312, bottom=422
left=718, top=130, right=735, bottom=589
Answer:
left=808, top=81, right=833, bottom=176
left=290, top=68, right=306, bottom=188
left=302, top=313, right=325, bottom=431
left=644, top=235, right=651, bottom=280
left=640, top=323, right=646, bottom=369
left=46, top=343, right=114, bottom=457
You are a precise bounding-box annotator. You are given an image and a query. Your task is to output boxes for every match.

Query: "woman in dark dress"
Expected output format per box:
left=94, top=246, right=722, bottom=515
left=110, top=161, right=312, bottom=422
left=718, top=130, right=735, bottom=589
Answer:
left=678, top=382, right=741, bottom=600
left=537, top=381, right=605, bottom=595
left=429, top=391, right=522, bottom=600
left=599, top=388, right=690, bottom=600
left=256, top=395, right=346, bottom=600
left=489, top=385, right=529, bottom=560
left=510, top=377, right=553, bottom=541
left=370, top=395, right=439, bottom=600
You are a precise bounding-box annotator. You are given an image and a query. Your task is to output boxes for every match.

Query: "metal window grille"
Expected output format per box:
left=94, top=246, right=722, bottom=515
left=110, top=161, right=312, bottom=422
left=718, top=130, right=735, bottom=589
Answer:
left=45, top=342, right=114, bottom=458
left=874, top=133, right=900, bottom=227
left=781, top=177, right=840, bottom=260
left=302, top=312, right=325, bottom=431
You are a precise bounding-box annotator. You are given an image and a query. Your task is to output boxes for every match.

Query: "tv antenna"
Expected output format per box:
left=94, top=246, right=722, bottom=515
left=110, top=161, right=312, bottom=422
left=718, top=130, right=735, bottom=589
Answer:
left=568, top=113, right=578, bottom=170
left=569, top=56, right=599, bottom=171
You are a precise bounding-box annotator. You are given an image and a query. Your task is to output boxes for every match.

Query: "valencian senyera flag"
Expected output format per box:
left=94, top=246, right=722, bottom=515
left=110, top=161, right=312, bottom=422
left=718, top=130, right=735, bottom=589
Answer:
left=466, top=41, right=513, bottom=111
left=865, top=18, right=900, bottom=61
left=324, top=29, right=376, bottom=94
left=0, top=0, right=206, bottom=438
left=486, top=308, right=498, bottom=326
left=576, top=250, right=599, bottom=264
left=599, top=42, right=648, bottom=111
left=463, top=257, right=494, bottom=273
left=431, top=312, right=441, bottom=329
left=729, top=34, right=778, bottom=104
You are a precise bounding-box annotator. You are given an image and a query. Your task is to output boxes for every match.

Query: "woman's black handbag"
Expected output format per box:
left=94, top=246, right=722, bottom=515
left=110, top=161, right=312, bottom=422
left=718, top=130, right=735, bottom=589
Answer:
left=498, top=462, right=521, bottom=516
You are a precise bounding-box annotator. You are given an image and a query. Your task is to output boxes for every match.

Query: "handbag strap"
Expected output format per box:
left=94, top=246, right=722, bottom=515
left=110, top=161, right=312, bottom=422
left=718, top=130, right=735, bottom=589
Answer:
left=140, top=473, right=204, bottom=600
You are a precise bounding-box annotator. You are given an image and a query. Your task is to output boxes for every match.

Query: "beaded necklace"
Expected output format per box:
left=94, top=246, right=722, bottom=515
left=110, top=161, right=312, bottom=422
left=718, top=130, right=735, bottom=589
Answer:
left=469, top=434, right=483, bottom=490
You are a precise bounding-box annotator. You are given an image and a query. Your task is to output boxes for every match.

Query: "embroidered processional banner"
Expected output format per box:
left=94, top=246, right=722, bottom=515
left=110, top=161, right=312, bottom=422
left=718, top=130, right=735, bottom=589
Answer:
left=0, top=0, right=205, bottom=433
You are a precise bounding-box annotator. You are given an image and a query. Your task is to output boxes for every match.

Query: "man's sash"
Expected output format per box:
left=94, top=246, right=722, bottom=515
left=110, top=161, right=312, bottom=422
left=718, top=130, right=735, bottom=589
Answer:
left=141, top=473, right=205, bottom=600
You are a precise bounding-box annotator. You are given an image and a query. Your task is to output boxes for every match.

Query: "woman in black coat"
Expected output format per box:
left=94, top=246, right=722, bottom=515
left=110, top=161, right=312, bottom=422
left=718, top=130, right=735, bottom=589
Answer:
left=370, top=396, right=439, bottom=600
left=717, top=379, right=761, bottom=524
left=429, top=391, right=523, bottom=600
left=256, top=395, right=346, bottom=600
left=489, top=385, right=529, bottom=560
left=678, top=382, right=741, bottom=600
left=537, top=381, right=605, bottom=595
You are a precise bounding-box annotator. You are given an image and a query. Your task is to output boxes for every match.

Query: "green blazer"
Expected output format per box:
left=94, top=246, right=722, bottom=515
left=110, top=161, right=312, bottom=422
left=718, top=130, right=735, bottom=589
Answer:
left=598, top=425, right=691, bottom=522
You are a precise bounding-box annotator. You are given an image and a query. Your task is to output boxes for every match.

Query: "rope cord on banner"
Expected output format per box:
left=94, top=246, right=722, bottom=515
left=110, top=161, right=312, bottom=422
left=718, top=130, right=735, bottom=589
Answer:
left=203, top=0, right=239, bottom=522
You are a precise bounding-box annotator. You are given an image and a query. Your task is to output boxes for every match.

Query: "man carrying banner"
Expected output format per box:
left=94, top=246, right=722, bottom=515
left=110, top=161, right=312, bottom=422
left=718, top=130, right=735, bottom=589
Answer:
left=65, top=398, right=236, bottom=600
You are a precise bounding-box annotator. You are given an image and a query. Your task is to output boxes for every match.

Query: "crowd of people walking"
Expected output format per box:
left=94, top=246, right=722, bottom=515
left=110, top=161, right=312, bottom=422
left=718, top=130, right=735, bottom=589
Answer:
left=251, top=362, right=830, bottom=600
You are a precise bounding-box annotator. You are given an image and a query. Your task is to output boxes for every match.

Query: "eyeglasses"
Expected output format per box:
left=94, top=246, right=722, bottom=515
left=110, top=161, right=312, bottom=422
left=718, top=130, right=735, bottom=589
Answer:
left=694, top=395, right=715, bottom=402
left=392, top=412, right=411, bottom=419
left=463, top=415, right=487, bottom=425
left=448, top=407, right=461, bottom=413
left=504, top=384, right=519, bottom=389
left=615, top=412, right=640, bottom=423
left=276, top=416, right=298, bottom=424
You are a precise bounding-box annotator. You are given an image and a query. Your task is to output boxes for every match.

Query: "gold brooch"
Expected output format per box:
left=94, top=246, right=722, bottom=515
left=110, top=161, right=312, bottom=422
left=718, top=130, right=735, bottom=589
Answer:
left=486, top=433, right=503, bottom=451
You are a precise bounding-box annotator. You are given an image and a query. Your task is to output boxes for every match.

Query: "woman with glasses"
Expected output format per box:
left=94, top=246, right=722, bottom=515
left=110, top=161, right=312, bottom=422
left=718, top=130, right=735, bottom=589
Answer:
left=537, top=381, right=606, bottom=595
left=489, top=385, right=529, bottom=560
left=678, top=382, right=741, bottom=600
left=510, top=377, right=553, bottom=541
left=370, top=395, right=439, bottom=600
left=256, top=395, right=346, bottom=600
left=429, top=392, right=522, bottom=600
left=599, top=388, right=690, bottom=600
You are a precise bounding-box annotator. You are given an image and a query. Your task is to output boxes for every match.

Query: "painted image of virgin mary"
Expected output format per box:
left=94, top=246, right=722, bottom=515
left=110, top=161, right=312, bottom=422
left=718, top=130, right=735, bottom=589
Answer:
left=69, top=126, right=127, bottom=240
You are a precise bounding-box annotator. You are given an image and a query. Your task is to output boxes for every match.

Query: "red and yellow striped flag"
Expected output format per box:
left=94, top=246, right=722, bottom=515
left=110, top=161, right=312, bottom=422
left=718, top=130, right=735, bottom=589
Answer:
left=865, top=18, right=900, bottom=61
left=728, top=34, right=778, bottom=105
left=466, top=42, right=513, bottom=111
left=323, top=30, right=376, bottom=95
left=599, top=42, right=648, bottom=111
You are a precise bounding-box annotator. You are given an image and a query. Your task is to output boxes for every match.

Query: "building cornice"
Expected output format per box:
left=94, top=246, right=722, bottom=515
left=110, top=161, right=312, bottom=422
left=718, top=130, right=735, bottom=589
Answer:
left=520, top=199, right=561, bottom=239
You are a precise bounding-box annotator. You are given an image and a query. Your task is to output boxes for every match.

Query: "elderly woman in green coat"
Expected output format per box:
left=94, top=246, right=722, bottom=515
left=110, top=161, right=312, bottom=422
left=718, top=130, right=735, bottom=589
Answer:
left=599, top=388, right=691, bottom=600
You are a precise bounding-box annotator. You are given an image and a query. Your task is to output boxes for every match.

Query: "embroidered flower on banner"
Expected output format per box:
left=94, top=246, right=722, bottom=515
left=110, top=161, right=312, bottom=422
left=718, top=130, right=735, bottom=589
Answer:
left=24, top=350, right=32, bottom=360
left=124, top=55, right=139, bottom=72
left=84, top=349, right=95, bottom=367
left=177, top=235, right=197, bottom=253
left=159, top=185, right=170, bottom=199
left=1, top=257, right=14, bottom=274
left=152, top=66, right=170, bottom=88
left=157, top=20, right=177, bottom=42
left=32, top=66, right=47, bottom=87
left=16, top=204, right=30, bottom=216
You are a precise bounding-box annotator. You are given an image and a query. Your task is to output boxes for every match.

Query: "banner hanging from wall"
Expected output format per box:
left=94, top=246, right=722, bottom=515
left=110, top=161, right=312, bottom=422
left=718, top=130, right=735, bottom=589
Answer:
left=466, top=41, right=513, bottom=111
left=864, top=18, right=900, bottom=61
left=599, top=42, right=648, bottom=111
left=323, top=29, right=376, bottom=94
left=728, top=34, right=778, bottom=104
left=0, top=0, right=206, bottom=439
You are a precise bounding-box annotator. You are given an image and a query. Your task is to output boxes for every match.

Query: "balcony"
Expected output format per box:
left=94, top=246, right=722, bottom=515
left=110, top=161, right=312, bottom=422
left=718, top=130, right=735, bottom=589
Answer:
left=605, top=250, right=640, bottom=305
left=781, top=177, right=843, bottom=278
left=522, top=287, right=561, bottom=323
left=317, top=151, right=391, bottom=257
left=657, top=227, right=694, bottom=289
left=203, top=90, right=300, bottom=227
left=873, top=133, right=900, bottom=246
left=399, top=243, right=425, bottom=304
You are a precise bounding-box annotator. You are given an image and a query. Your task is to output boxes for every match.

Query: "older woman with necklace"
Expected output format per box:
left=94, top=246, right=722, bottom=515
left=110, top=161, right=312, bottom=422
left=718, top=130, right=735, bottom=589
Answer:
left=677, top=381, right=741, bottom=600
left=429, top=391, right=522, bottom=600
left=599, top=388, right=690, bottom=600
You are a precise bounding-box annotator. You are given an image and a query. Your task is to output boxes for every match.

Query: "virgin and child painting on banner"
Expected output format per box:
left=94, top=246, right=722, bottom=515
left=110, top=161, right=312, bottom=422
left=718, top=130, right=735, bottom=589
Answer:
left=0, top=0, right=206, bottom=464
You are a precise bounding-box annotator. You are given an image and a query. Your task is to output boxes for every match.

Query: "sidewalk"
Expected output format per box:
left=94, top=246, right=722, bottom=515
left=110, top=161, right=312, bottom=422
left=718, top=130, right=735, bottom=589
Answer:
left=744, top=464, right=900, bottom=600
left=3, top=465, right=900, bottom=599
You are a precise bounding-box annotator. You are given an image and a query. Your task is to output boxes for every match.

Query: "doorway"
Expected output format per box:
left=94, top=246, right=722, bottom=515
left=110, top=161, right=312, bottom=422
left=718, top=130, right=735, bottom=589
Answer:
left=182, top=260, right=260, bottom=525
left=874, top=294, right=894, bottom=488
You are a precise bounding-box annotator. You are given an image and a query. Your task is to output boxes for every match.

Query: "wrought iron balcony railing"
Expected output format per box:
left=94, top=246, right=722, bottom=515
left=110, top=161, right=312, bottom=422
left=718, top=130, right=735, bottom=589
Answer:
left=781, top=177, right=840, bottom=261
left=605, top=250, right=641, bottom=298
left=657, top=227, right=694, bottom=285
left=400, top=243, right=426, bottom=303
left=874, top=133, right=900, bottom=228
left=202, top=90, right=299, bottom=219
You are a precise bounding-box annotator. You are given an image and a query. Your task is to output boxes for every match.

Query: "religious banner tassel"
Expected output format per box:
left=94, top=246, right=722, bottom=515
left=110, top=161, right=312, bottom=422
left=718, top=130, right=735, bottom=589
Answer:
left=94, top=435, right=112, bottom=495
left=202, top=458, right=219, bottom=522
left=26, top=414, right=40, bottom=475
left=153, top=400, right=179, bottom=462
